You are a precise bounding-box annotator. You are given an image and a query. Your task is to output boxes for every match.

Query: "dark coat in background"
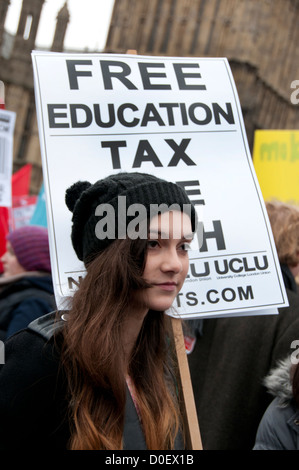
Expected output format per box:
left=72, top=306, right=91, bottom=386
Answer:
left=188, top=288, right=299, bottom=449
left=253, top=356, right=299, bottom=450
left=0, top=273, right=55, bottom=340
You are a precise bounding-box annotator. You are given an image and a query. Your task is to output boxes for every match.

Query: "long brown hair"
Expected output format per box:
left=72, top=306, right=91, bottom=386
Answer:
left=60, top=237, right=182, bottom=450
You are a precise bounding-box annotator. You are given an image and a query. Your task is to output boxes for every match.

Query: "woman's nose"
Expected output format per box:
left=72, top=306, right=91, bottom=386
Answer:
left=160, top=248, right=182, bottom=273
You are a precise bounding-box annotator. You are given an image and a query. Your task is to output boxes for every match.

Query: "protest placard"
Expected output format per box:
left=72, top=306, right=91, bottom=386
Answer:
left=32, top=51, right=288, bottom=319
left=253, top=130, right=299, bottom=206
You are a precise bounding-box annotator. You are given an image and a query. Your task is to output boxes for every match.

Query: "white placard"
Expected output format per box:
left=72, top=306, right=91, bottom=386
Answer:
left=32, top=51, right=288, bottom=318
left=0, top=109, right=16, bottom=207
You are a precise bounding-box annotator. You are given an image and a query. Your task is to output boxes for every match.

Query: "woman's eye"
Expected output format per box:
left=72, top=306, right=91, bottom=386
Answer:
left=147, top=240, right=159, bottom=249
left=180, top=242, right=192, bottom=251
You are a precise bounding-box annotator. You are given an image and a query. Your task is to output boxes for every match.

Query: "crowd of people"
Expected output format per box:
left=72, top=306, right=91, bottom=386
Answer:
left=0, top=173, right=298, bottom=450
left=187, top=199, right=299, bottom=450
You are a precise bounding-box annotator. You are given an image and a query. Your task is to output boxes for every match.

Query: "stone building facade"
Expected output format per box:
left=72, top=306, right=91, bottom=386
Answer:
left=0, top=0, right=70, bottom=193
left=1, top=0, right=298, bottom=193
left=105, top=0, right=299, bottom=151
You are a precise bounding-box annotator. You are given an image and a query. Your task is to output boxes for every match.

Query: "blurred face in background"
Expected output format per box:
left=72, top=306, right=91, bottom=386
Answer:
left=1, top=242, right=26, bottom=278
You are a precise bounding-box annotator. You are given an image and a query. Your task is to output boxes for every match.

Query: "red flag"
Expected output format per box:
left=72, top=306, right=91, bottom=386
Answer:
left=12, top=163, right=32, bottom=197
left=0, top=91, right=4, bottom=110
left=0, top=164, right=32, bottom=272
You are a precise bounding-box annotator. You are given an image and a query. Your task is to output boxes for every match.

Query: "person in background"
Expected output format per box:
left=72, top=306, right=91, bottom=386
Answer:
left=187, top=199, right=299, bottom=449
left=0, top=172, right=197, bottom=450
left=253, top=201, right=299, bottom=449
left=0, top=225, right=55, bottom=340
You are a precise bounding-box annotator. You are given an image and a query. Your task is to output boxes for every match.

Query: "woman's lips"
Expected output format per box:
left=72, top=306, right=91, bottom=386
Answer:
left=153, top=282, right=178, bottom=291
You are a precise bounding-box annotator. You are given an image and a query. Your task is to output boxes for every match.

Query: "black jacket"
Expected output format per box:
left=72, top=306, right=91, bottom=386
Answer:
left=254, top=356, right=299, bottom=450
left=0, top=312, right=180, bottom=450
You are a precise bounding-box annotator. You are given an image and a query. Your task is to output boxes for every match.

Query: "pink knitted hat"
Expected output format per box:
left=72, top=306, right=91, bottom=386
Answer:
left=7, top=225, right=51, bottom=273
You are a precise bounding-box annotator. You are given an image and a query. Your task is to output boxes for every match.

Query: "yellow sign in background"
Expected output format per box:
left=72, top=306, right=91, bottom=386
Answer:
left=253, top=130, right=299, bottom=206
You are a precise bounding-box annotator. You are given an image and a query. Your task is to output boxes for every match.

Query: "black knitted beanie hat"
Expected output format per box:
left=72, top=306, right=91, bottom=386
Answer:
left=65, top=172, right=197, bottom=263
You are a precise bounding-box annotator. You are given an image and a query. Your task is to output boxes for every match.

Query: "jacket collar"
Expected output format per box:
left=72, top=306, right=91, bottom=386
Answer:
left=263, top=356, right=294, bottom=406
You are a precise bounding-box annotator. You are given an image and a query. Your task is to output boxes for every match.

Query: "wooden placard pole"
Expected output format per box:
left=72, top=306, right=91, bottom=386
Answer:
left=126, top=48, right=202, bottom=450
left=171, top=317, right=203, bottom=450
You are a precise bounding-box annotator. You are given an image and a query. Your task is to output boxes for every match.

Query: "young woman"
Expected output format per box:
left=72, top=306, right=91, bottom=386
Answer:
left=0, top=172, right=197, bottom=450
